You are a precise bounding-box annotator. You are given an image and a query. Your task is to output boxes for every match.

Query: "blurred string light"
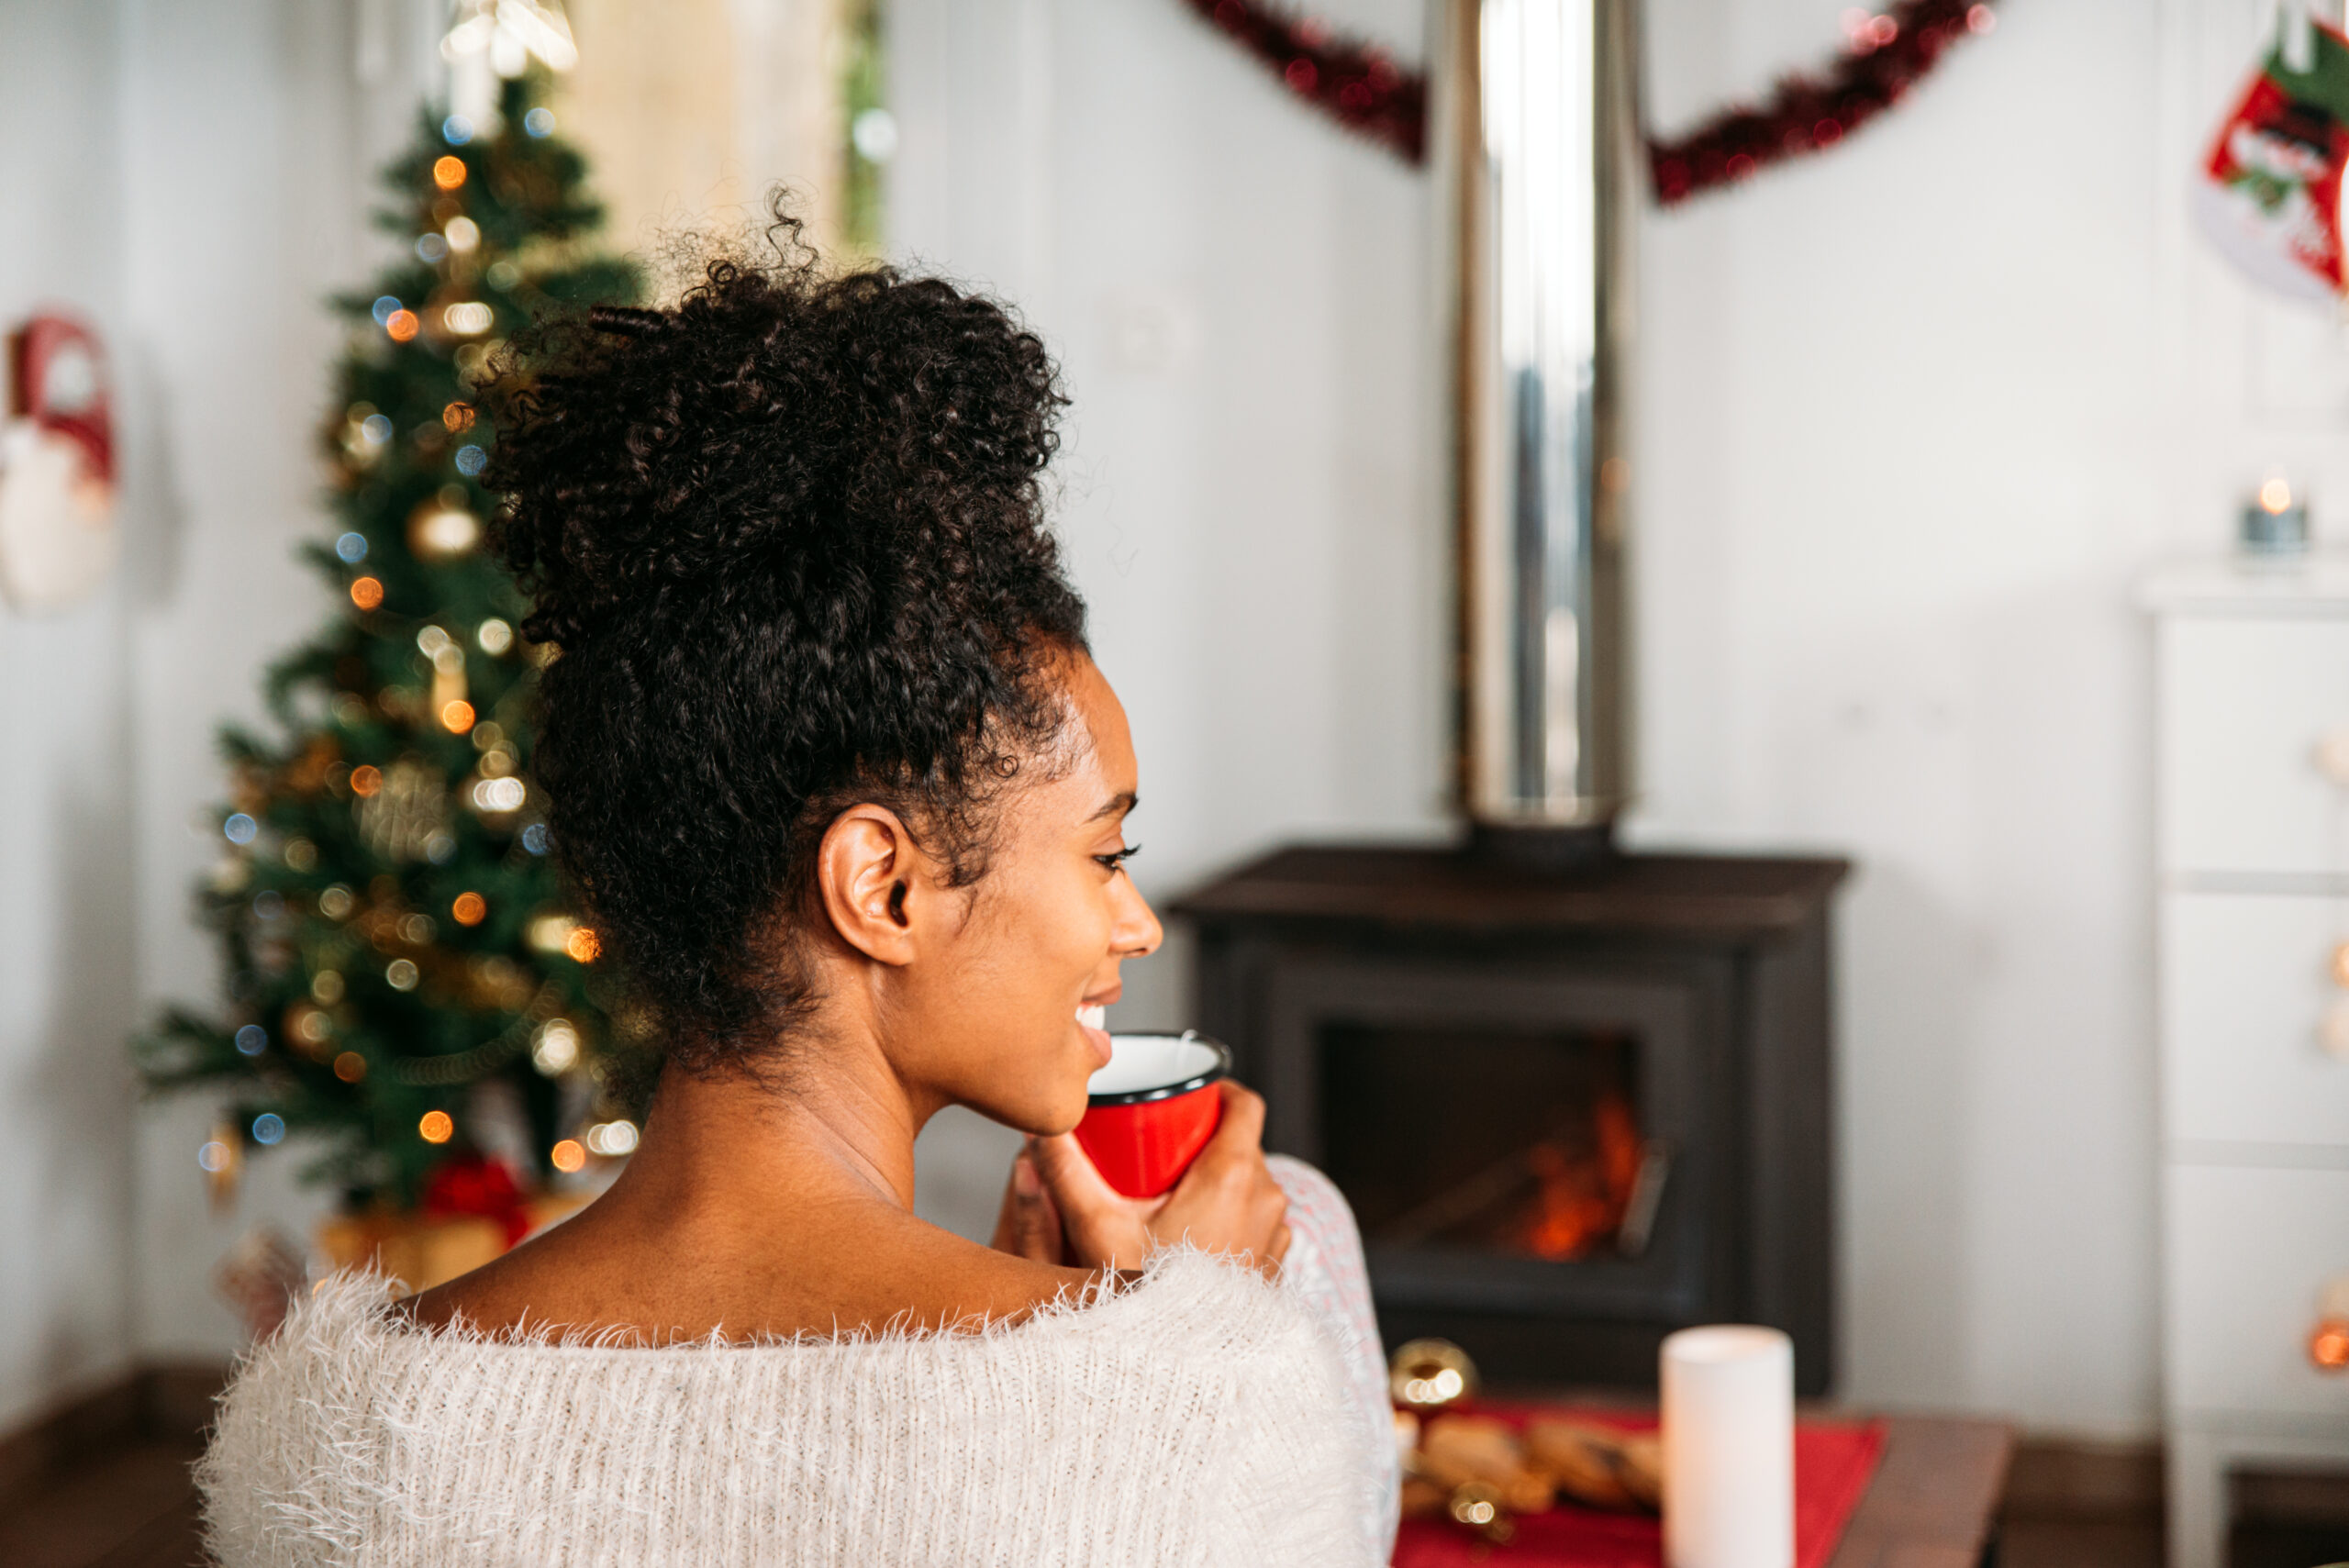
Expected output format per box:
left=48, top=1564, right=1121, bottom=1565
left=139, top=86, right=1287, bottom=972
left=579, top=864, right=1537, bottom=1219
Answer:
left=530, top=1018, right=580, bottom=1075
left=523, top=106, right=556, bottom=138
left=443, top=0, right=578, bottom=132
left=371, top=295, right=401, bottom=325
left=224, top=813, right=257, bottom=844
left=442, top=0, right=578, bottom=77
left=251, top=1113, right=285, bottom=1145
left=334, top=532, right=368, bottom=563
left=584, top=1119, right=639, bottom=1157
left=235, top=1024, right=268, bottom=1056
left=453, top=444, right=488, bottom=475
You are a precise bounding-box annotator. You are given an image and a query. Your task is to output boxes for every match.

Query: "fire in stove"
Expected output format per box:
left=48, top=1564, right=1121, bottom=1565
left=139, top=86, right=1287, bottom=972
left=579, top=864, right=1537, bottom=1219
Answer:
left=1375, top=1087, right=1671, bottom=1262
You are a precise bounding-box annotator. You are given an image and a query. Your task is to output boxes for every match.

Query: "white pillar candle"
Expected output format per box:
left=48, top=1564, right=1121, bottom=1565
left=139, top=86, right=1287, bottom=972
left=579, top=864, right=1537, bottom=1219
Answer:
left=1661, top=1325, right=1795, bottom=1568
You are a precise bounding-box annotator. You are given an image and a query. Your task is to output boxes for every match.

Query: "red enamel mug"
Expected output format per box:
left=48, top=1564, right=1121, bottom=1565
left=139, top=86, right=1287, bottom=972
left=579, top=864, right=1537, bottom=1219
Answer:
left=1072, top=1031, right=1232, bottom=1200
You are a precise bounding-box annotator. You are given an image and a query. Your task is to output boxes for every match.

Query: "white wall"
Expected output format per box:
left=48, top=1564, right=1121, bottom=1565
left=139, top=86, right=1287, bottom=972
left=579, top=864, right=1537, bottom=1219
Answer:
left=0, top=0, right=139, bottom=1436
left=896, top=0, right=2327, bottom=1440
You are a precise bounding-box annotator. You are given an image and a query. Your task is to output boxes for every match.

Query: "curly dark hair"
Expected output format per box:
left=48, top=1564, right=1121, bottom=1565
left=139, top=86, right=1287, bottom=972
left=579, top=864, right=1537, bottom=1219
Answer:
left=486, top=228, right=1088, bottom=1075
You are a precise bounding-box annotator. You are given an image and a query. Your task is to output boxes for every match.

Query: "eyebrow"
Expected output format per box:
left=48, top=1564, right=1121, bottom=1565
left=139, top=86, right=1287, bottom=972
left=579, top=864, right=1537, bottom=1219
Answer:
left=1087, top=791, right=1138, bottom=823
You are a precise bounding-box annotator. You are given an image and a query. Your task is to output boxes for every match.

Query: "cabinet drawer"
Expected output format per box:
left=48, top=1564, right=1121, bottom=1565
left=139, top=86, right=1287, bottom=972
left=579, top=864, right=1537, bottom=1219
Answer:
left=2167, top=1165, right=2349, bottom=1418
left=2162, top=892, right=2349, bottom=1147
left=2159, top=616, right=2349, bottom=876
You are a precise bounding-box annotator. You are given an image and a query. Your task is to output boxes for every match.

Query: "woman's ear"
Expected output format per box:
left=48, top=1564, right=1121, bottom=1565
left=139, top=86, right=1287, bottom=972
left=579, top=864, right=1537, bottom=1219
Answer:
left=815, top=806, right=926, bottom=966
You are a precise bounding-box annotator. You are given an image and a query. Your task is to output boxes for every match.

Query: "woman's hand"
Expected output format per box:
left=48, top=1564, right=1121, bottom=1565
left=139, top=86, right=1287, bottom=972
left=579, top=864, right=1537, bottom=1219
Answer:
left=989, top=1082, right=1292, bottom=1279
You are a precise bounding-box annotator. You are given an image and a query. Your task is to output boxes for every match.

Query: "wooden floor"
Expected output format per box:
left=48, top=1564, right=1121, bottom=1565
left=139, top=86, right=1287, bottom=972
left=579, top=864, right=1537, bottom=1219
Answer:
left=0, top=1441, right=205, bottom=1568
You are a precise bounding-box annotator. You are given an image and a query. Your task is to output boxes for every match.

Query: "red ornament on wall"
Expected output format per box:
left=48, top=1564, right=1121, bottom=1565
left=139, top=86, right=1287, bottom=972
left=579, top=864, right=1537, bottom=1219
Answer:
left=0, top=311, right=119, bottom=614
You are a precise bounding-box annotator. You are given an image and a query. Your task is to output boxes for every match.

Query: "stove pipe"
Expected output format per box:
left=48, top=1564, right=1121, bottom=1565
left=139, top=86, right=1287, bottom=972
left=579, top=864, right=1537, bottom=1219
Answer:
left=1449, top=0, right=1640, bottom=860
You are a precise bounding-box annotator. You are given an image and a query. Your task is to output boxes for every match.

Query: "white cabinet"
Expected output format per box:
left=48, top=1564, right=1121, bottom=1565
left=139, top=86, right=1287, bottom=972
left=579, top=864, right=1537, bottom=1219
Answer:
left=2149, top=558, right=2349, bottom=1568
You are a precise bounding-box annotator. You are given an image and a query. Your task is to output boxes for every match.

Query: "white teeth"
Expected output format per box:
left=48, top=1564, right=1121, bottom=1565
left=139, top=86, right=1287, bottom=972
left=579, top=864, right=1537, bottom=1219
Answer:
left=1076, top=1005, right=1107, bottom=1030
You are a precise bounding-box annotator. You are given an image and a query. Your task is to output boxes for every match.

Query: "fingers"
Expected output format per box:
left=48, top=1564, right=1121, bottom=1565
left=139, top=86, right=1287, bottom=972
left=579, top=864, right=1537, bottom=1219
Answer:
left=991, top=1152, right=1065, bottom=1263
left=1197, top=1080, right=1266, bottom=1162
left=1029, top=1134, right=1152, bottom=1270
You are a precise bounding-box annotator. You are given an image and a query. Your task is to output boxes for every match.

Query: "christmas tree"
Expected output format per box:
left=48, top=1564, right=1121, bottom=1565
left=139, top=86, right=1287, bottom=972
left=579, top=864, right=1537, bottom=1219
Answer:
left=136, top=74, right=646, bottom=1215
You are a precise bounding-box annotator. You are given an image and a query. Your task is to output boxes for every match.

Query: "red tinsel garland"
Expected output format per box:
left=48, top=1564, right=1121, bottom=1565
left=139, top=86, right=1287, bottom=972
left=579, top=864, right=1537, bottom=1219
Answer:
left=1649, top=0, right=1998, bottom=203
left=1180, top=0, right=1999, bottom=206
left=1181, top=0, right=1428, bottom=162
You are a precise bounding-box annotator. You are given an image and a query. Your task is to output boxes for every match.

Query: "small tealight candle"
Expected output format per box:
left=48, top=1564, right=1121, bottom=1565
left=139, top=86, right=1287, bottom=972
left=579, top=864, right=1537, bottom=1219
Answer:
left=1662, top=1325, right=1795, bottom=1568
left=2243, top=476, right=2310, bottom=554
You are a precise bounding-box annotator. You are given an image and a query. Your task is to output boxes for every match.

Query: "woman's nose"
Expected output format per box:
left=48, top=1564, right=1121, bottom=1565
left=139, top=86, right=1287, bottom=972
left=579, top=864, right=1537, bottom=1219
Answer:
left=1112, top=876, right=1163, bottom=959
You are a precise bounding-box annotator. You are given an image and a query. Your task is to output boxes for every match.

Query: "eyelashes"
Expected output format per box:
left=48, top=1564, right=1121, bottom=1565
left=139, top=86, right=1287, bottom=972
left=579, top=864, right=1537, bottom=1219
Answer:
left=1095, top=843, right=1141, bottom=873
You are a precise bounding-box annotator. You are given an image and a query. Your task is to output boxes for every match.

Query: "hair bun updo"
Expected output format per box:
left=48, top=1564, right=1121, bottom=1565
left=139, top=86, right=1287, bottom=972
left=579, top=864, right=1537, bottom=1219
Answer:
left=485, top=222, right=1088, bottom=1074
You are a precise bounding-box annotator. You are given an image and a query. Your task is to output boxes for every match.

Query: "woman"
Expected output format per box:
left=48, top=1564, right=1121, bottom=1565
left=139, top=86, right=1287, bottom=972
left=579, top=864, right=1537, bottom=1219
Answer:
left=199, top=238, right=1397, bottom=1567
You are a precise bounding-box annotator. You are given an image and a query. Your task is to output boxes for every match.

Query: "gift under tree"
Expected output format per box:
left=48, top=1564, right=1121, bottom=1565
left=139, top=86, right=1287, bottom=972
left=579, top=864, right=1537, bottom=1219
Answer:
left=135, top=73, right=646, bottom=1262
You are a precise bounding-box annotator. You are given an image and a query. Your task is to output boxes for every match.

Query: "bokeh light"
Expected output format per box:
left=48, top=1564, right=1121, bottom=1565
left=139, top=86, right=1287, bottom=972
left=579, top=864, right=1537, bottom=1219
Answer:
left=432, top=155, right=468, bottom=190
left=196, top=1140, right=231, bottom=1173
left=223, top=813, right=257, bottom=845
left=250, top=1113, right=285, bottom=1146
left=385, top=310, right=419, bottom=342
left=350, top=576, right=384, bottom=610
left=453, top=443, right=488, bottom=475
left=371, top=296, right=400, bottom=326
left=418, top=1109, right=455, bottom=1144
left=523, top=106, right=556, bottom=138
left=584, top=1119, right=640, bottom=1157
left=549, top=1138, right=585, bottom=1173
left=565, top=927, right=602, bottom=963
left=472, top=776, right=527, bottom=812
left=476, top=617, right=513, bottom=655
left=332, top=1051, right=367, bottom=1083
left=441, top=115, right=473, bottom=145
left=451, top=891, right=486, bottom=926
left=334, top=532, right=368, bottom=563
left=384, top=958, right=420, bottom=992
left=441, top=699, right=476, bottom=733
left=531, top=1018, right=580, bottom=1075
left=235, top=1024, right=267, bottom=1056
left=350, top=765, right=383, bottom=797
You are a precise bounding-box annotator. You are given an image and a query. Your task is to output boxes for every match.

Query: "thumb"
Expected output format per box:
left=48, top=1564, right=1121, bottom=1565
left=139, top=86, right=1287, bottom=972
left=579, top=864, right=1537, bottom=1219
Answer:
left=1030, top=1132, right=1149, bottom=1262
left=1029, top=1131, right=1123, bottom=1214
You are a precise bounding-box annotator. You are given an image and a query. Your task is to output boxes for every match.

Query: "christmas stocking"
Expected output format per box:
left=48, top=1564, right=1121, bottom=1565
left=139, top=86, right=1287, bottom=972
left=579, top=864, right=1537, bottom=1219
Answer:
left=2197, top=7, right=2349, bottom=304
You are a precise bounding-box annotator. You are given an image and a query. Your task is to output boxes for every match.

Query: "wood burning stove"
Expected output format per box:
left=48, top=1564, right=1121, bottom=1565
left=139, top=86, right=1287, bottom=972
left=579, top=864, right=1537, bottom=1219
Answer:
left=1174, top=845, right=1846, bottom=1395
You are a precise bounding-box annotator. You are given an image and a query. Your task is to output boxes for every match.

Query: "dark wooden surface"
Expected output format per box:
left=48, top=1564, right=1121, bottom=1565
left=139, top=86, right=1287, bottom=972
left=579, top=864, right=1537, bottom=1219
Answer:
left=1831, top=1417, right=2015, bottom=1568
left=1172, top=844, right=1850, bottom=939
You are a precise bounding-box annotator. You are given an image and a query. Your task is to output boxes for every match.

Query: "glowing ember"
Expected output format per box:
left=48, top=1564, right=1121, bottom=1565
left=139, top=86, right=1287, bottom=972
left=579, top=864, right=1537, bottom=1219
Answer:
left=1516, top=1089, right=1643, bottom=1261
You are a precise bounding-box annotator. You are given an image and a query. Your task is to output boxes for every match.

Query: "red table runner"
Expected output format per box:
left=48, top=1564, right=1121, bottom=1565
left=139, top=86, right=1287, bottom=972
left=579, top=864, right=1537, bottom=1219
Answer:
left=1392, top=1407, right=1885, bottom=1568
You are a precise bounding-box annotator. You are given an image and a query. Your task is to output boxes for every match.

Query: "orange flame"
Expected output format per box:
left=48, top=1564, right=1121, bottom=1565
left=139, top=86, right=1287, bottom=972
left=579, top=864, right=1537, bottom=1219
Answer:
left=1518, top=1090, right=1643, bottom=1261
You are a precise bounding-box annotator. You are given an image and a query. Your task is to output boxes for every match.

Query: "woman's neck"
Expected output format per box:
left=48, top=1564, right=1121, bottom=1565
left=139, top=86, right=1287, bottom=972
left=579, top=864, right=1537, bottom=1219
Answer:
left=616, top=1034, right=933, bottom=1219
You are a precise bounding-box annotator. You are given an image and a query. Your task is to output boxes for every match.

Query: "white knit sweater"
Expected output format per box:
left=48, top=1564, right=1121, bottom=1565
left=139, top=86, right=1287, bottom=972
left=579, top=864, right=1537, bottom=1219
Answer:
left=198, top=1246, right=1387, bottom=1568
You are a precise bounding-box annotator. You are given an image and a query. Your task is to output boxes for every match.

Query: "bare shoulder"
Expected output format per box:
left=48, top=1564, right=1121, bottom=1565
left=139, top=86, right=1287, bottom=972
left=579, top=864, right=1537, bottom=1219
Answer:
left=405, top=1197, right=1097, bottom=1342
